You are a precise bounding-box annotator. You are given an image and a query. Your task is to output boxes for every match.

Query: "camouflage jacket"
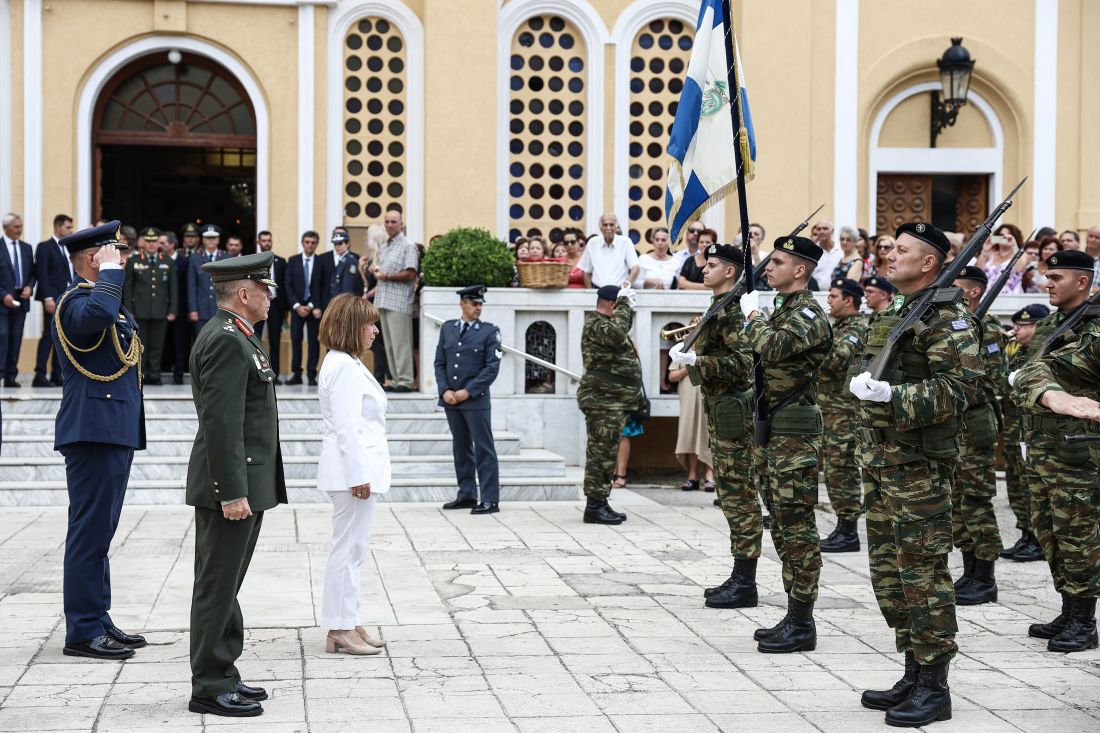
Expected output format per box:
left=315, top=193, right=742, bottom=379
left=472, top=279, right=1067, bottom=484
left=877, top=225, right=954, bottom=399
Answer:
left=1012, top=308, right=1081, bottom=413
left=1014, top=316, right=1100, bottom=408
left=1001, top=340, right=1030, bottom=419
left=852, top=286, right=984, bottom=467
left=744, top=288, right=831, bottom=407
left=966, top=310, right=1009, bottom=406
left=818, top=313, right=867, bottom=413
left=577, top=297, right=643, bottom=410
left=686, top=293, right=753, bottom=397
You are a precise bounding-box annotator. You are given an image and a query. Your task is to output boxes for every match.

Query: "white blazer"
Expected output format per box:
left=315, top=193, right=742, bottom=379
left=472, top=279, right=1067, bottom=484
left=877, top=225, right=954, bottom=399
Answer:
left=317, top=350, right=391, bottom=494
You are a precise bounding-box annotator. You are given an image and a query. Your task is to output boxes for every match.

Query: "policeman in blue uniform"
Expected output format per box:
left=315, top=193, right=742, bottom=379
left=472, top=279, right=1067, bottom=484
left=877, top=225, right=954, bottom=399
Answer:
left=323, top=230, right=363, bottom=304
left=52, top=220, right=147, bottom=660
left=435, top=285, right=503, bottom=514
left=187, top=224, right=226, bottom=334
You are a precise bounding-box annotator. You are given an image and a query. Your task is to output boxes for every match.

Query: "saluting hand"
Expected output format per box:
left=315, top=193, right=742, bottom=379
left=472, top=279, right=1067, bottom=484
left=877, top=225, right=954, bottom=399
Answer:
left=95, top=243, right=121, bottom=267
left=222, top=497, right=253, bottom=520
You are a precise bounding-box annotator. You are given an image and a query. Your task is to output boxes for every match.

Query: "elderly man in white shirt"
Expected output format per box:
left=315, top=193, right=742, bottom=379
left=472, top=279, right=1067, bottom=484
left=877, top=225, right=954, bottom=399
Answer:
left=578, top=214, right=640, bottom=288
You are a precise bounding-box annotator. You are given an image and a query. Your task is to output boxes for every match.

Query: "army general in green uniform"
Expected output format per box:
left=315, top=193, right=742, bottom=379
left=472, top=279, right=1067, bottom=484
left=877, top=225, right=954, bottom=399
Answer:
left=740, top=236, right=831, bottom=654
left=123, top=227, right=177, bottom=385
left=187, top=252, right=287, bottom=718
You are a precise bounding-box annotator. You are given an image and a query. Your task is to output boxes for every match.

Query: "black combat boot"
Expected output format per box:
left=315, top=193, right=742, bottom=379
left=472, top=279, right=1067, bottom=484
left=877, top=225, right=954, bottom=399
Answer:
left=1047, top=597, right=1099, bottom=653
left=953, top=551, right=975, bottom=592
left=753, top=610, right=787, bottom=641
left=820, top=518, right=860, bottom=553
left=955, top=558, right=997, bottom=606
left=703, top=568, right=737, bottom=598
left=1012, top=530, right=1044, bottom=562
left=884, top=660, right=951, bottom=727
left=583, top=498, right=626, bottom=525
left=705, top=559, right=758, bottom=609
left=757, top=596, right=816, bottom=653
left=1029, top=592, right=1071, bottom=639
left=861, top=650, right=919, bottom=710
left=1000, top=530, right=1028, bottom=559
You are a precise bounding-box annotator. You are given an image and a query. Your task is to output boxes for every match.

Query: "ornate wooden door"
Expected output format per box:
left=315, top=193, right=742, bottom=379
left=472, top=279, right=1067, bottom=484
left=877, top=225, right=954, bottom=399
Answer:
left=955, top=175, right=989, bottom=235
left=876, top=174, right=931, bottom=234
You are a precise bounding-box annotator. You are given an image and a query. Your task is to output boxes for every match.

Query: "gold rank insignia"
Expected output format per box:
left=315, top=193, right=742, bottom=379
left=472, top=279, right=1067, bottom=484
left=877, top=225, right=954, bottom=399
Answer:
left=1019, top=311, right=1031, bottom=320
left=782, top=239, right=795, bottom=250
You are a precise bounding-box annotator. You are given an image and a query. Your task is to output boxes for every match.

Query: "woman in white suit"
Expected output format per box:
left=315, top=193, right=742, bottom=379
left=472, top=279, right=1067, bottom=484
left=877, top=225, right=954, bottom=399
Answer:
left=317, top=294, right=390, bottom=655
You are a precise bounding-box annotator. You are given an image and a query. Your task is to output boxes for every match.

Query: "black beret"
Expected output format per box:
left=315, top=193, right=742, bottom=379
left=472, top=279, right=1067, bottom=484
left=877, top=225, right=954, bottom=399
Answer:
left=772, top=236, right=822, bottom=264
left=457, top=284, right=487, bottom=303
left=59, top=219, right=130, bottom=253
left=830, top=277, right=864, bottom=300
left=863, top=275, right=897, bottom=294
left=956, top=265, right=988, bottom=286
left=895, top=221, right=951, bottom=255
left=596, top=285, right=621, bottom=302
left=704, top=242, right=744, bottom=268
left=1012, top=303, right=1050, bottom=323
left=1044, top=250, right=1095, bottom=272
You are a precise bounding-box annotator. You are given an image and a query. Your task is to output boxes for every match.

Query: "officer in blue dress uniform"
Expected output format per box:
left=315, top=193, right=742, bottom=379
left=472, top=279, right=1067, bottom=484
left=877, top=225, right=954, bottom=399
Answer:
left=188, top=224, right=226, bottom=334
left=435, top=285, right=503, bottom=514
left=52, top=220, right=147, bottom=660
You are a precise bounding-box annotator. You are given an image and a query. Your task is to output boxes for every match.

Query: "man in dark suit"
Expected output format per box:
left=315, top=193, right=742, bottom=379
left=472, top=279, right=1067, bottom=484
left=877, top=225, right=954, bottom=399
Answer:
left=170, top=223, right=199, bottom=383
left=51, top=220, right=146, bottom=660
left=1, top=212, right=36, bottom=387
left=123, top=227, right=178, bottom=385
left=33, top=213, right=75, bottom=387
left=187, top=224, right=226, bottom=335
left=322, top=230, right=363, bottom=305
left=285, top=230, right=323, bottom=385
left=253, top=230, right=287, bottom=383
left=435, top=285, right=503, bottom=514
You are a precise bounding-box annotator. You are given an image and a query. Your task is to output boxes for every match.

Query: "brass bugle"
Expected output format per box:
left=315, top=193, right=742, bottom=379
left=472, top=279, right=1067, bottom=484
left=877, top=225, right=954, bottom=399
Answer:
left=660, top=324, right=694, bottom=341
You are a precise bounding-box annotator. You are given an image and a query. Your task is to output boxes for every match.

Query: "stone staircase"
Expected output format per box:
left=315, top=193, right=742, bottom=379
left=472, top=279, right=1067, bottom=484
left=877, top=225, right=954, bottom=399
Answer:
left=0, top=384, right=581, bottom=505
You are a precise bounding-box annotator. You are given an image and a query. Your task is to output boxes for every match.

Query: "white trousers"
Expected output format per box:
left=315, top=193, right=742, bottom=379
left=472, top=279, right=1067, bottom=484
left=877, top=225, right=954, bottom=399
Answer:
left=319, top=491, right=378, bottom=630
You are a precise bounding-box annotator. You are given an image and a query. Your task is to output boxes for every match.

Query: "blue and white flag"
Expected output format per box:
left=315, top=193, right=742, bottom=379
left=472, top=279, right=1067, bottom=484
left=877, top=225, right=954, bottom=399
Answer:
left=665, top=0, right=757, bottom=244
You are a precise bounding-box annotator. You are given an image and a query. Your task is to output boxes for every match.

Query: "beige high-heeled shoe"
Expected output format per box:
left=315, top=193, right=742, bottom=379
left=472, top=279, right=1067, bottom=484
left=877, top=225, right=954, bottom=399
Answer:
left=325, top=629, right=381, bottom=655
left=355, top=625, right=386, bottom=648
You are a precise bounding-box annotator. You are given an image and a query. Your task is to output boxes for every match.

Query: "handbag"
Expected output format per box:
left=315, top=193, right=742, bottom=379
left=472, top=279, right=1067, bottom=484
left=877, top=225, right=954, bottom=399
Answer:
left=630, top=380, right=651, bottom=423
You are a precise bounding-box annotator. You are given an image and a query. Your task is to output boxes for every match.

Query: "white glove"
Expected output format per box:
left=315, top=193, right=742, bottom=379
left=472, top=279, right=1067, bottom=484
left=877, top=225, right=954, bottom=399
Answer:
left=1008, top=369, right=1019, bottom=387
left=669, top=342, right=697, bottom=367
left=618, top=286, right=637, bottom=307
left=849, top=371, right=893, bottom=402
left=739, top=291, right=761, bottom=317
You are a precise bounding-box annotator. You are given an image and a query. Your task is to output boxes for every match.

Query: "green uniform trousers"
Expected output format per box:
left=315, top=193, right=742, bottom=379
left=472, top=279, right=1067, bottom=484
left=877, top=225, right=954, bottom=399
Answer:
left=137, top=318, right=167, bottom=379
left=1003, top=437, right=1030, bottom=531
left=705, top=410, right=761, bottom=560
left=865, top=461, right=958, bottom=666
left=821, top=406, right=862, bottom=521
left=190, top=507, right=265, bottom=698
left=582, top=408, right=629, bottom=501
left=952, top=431, right=1003, bottom=562
left=758, top=434, right=822, bottom=603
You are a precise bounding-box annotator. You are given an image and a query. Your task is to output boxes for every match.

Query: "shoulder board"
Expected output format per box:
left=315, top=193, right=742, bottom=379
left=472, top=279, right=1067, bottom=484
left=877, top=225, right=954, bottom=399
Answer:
left=950, top=319, right=969, bottom=332
left=800, top=307, right=817, bottom=320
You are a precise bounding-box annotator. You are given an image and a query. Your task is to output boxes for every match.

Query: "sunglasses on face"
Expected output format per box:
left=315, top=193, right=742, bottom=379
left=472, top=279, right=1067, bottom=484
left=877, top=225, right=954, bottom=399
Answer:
left=563, top=239, right=577, bottom=245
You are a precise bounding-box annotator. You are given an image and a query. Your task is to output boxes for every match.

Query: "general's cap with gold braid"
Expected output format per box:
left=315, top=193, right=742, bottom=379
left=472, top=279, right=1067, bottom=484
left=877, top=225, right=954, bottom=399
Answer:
left=202, top=251, right=277, bottom=287
left=58, top=219, right=130, bottom=253
left=772, top=236, right=821, bottom=263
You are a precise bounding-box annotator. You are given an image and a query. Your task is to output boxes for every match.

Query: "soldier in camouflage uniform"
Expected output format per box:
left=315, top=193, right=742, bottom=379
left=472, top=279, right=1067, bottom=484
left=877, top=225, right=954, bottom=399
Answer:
left=863, top=275, right=897, bottom=315
left=577, top=285, right=643, bottom=525
left=819, top=277, right=868, bottom=553
left=669, top=243, right=760, bottom=609
left=1000, top=304, right=1048, bottom=562
left=848, top=222, right=983, bottom=727
left=1010, top=250, right=1100, bottom=653
left=739, top=236, right=831, bottom=654
left=949, top=266, right=1007, bottom=605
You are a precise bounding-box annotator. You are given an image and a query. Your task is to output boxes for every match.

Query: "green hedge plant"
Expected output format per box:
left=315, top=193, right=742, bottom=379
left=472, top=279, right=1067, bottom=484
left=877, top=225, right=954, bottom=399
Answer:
left=421, top=227, right=515, bottom=287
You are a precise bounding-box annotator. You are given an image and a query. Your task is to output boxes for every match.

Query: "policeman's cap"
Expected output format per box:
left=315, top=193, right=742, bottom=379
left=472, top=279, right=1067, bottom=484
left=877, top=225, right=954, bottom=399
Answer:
left=59, top=219, right=130, bottom=253
left=180, top=222, right=200, bottom=237
left=895, top=221, right=950, bottom=255
left=202, top=250, right=277, bottom=287
left=1044, top=250, right=1094, bottom=272
left=704, top=243, right=744, bottom=268
left=201, top=224, right=222, bottom=239
left=863, top=275, right=897, bottom=294
left=772, top=236, right=822, bottom=264
left=331, top=231, right=350, bottom=245
left=1012, top=303, right=1050, bottom=323
left=596, top=285, right=621, bottom=302
left=956, top=265, right=988, bottom=286
left=141, top=226, right=161, bottom=241
left=830, top=277, right=864, bottom=300
left=457, top=284, right=487, bottom=303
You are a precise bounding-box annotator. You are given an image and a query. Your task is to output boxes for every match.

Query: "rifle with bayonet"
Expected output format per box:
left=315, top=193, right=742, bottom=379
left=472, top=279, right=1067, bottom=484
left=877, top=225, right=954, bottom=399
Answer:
left=866, top=178, right=1027, bottom=380
left=679, top=203, right=823, bottom=353
left=973, top=228, right=1034, bottom=319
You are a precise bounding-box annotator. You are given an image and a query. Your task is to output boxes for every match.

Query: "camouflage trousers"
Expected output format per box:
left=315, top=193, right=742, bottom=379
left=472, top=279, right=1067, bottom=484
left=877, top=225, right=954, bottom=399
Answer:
left=581, top=408, right=630, bottom=501
left=952, top=432, right=1003, bottom=561
left=1002, top=430, right=1031, bottom=531
left=1024, top=431, right=1100, bottom=598
left=864, top=460, right=958, bottom=666
left=757, top=434, right=822, bottom=603
left=821, top=406, right=862, bottom=521
left=706, top=412, right=762, bottom=560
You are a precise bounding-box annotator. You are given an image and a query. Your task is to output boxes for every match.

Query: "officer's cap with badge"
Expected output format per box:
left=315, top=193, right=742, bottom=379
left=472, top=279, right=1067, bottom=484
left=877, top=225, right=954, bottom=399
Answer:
left=830, top=277, right=864, bottom=300
left=202, top=251, right=277, bottom=287
left=596, top=284, right=621, bottom=302
left=956, top=264, right=989, bottom=286
left=772, top=236, right=822, bottom=264
left=331, top=231, right=350, bottom=245
left=704, top=243, right=744, bottom=269
left=863, top=275, right=897, bottom=294
left=59, top=219, right=131, bottom=252
left=1044, top=249, right=1094, bottom=272
left=457, top=284, right=487, bottom=304
left=1012, top=303, right=1050, bottom=323
left=180, top=222, right=200, bottom=237
left=895, top=221, right=951, bottom=255
left=200, top=224, right=222, bottom=239
left=141, top=226, right=161, bottom=241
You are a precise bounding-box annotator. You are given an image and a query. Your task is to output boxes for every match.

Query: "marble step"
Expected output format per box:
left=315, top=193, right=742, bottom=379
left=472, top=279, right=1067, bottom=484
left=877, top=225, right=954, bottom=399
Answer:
left=0, top=449, right=566, bottom=482
left=0, top=469, right=584, bottom=506
left=0, top=431, right=523, bottom=458
left=0, top=390, right=440, bottom=414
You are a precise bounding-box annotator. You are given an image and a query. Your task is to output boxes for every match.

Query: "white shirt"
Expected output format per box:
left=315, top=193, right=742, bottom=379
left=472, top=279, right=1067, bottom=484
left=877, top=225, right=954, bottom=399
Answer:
left=673, top=247, right=696, bottom=265
left=317, top=350, right=392, bottom=494
left=815, top=243, right=843, bottom=286
left=635, top=253, right=682, bottom=289
left=577, top=234, right=639, bottom=288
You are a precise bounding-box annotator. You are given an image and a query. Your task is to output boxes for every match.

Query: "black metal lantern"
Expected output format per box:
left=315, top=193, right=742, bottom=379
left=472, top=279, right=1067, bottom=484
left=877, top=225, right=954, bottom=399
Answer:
left=930, top=38, right=976, bottom=147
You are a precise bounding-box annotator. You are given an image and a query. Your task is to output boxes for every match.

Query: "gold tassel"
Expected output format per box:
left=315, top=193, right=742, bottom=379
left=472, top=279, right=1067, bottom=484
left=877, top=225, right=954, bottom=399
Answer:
left=739, top=127, right=754, bottom=182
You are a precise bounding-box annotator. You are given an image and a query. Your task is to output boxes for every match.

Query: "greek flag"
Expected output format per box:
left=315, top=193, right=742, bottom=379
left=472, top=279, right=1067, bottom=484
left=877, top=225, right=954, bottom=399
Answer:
left=665, top=0, right=757, bottom=244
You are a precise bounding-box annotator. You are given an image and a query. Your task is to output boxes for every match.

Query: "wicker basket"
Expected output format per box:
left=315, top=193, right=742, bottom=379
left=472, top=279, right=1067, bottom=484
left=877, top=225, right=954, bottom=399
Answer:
left=517, top=260, right=571, bottom=288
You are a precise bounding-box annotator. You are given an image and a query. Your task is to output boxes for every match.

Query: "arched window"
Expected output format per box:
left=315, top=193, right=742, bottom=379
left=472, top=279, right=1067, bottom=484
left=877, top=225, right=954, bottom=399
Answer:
left=524, top=320, right=556, bottom=393
left=627, top=19, right=693, bottom=247
left=343, top=17, right=408, bottom=223
left=508, top=15, right=587, bottom=243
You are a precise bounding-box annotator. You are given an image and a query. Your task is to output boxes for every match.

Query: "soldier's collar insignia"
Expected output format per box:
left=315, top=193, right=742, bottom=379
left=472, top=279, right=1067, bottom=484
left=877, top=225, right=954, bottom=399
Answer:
left=234, top=318, right=253, bottom=336
left=782, top=239, right=795, bottom=251
left=891, top=294, right=905, bottom=310
left=774, top=294, right=785, bottom=309
left=223, top=318, right=236, bottom=332
left=915, top=223, right=926, bottom=233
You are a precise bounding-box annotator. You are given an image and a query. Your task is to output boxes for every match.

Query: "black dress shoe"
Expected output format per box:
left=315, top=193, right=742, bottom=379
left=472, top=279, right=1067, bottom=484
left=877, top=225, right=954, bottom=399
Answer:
left=391, top=385, right=412, bottom=393
left=471, top=502, right=499, bottom=515
left=172, top=374, right=184, bottom=385
left=235, top=681, right=268, bottom=701
left=308, top=376, right=318, bottom=386
left=32, top=376, right=52, bottom=387
left=106, top=626, right=147, bottom=648
left=188, top=692, right=263, bottom=717
left=50, top=376, right=64, bottom=386
left=63, top=635, right=135, bottom=660
left=3, top=380, right=21, bottom=388
left=144, top=376, right=162, bottom=386
left=287, top=375, right=303, bottom=385
left=443, top=498, right=477, bottom=510
left=273, top=377, right=284, bottom=385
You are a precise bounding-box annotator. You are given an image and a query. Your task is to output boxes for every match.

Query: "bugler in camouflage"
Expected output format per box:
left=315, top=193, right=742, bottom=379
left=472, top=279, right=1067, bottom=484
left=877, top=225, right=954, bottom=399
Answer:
left=818, top=311, right=868, bottom=522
